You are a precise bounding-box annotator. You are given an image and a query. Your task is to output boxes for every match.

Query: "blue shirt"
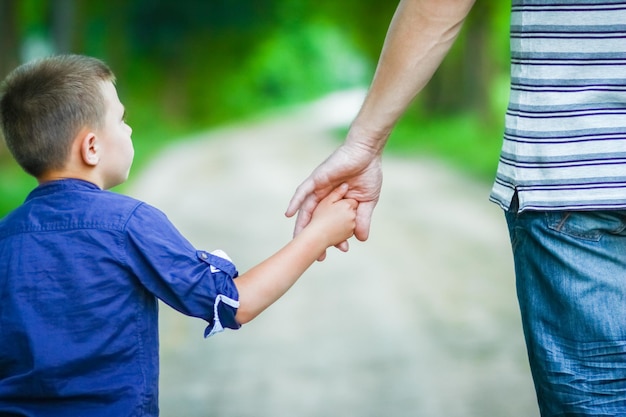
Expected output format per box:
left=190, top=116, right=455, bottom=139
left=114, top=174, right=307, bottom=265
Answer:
left=0, top=179, right=240, bottom=416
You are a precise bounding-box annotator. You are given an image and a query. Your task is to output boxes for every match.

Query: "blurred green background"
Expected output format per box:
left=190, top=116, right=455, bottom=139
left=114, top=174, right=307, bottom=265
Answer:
left=0, top=0, right=510, bottom=217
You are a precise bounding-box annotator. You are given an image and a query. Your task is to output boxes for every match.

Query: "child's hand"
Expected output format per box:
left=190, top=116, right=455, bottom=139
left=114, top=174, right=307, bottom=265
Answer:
left=308, top=183, right=357, bottom=248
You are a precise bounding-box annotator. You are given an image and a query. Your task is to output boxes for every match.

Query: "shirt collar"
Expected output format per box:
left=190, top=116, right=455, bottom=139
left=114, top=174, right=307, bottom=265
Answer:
left=26, top=178, right=101, bottom=202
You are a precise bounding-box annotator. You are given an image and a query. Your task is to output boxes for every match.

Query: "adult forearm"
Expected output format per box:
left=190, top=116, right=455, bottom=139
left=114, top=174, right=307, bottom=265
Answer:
left=349, top=0, right=476, bottom=152
left=233, top=228, right=326, bottom=325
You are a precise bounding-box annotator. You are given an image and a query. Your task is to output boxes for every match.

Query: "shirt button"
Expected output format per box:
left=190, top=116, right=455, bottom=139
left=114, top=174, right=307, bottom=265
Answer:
left=201, top=252, right=208, bottom=259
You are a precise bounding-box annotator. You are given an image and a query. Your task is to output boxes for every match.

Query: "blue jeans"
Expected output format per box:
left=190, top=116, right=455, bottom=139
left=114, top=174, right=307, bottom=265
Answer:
left=506, top=200, right=626, bottom=416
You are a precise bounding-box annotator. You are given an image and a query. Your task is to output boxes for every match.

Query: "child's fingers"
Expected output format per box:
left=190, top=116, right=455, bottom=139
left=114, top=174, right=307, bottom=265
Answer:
left=323, top=183, right=349, bottom=204
left=336, top=240, right=349, bottom=252
left=345, top=198, right=359, bottom=210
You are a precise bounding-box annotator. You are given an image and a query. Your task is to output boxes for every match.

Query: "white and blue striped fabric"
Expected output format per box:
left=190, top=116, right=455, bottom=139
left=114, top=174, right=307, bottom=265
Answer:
left=489, top=0, right=626, bottom=211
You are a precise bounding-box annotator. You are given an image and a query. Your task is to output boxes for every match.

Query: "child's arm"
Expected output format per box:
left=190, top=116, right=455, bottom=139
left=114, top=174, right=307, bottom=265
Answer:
left=233, top=184, right=357, bottom=325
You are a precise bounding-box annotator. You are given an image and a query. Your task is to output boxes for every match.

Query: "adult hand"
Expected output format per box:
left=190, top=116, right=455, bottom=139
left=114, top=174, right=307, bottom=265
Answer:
left=285, top=139, right=383, bottom=253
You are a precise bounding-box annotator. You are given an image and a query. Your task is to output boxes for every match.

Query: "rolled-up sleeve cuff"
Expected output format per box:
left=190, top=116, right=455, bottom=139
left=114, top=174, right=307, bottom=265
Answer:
left=198, top=249, right=241, bottom=338
left=204, top=294, right=240, bottom=337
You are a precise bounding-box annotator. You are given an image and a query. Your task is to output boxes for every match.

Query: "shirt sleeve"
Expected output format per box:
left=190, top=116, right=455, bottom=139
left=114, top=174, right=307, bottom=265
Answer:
left=122, top=202, right=241, bottom=336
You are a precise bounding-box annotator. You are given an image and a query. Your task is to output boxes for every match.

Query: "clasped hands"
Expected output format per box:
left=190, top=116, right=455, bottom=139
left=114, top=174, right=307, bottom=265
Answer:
left=285, top=142, right=383, bottom=260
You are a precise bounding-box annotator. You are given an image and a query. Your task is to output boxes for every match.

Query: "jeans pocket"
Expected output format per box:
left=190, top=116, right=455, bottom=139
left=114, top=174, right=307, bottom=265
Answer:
left=547, top=211, right=626, bottom=242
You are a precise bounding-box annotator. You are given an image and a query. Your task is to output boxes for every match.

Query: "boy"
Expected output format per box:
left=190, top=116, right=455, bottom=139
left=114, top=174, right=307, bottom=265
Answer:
left=0, top=54, right=357, bottom=416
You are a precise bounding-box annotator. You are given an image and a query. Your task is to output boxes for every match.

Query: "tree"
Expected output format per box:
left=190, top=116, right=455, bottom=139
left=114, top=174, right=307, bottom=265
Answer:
left=50, top=0, right=75, bottom=53
left=0, top=0, right=19, bottom=80
left=420, top=1, right=508, bottom=120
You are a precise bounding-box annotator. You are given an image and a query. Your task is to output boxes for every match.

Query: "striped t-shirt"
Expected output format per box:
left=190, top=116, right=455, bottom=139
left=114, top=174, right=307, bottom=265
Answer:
left=489, top=0, right=626, bottom=211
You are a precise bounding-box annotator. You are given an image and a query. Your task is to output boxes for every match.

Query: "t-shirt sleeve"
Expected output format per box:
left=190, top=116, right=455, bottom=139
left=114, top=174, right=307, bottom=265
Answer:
left=123, top=202, right=241, bottom=336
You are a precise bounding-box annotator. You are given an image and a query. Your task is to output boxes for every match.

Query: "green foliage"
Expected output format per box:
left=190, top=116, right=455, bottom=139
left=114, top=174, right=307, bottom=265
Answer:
left=16, top=0, right=48, bottom=35
left=0, top=155, right=36, bottom=216
left=220, top=22, right=370, bottom=116
left=385, top=112, right=503, bottom=182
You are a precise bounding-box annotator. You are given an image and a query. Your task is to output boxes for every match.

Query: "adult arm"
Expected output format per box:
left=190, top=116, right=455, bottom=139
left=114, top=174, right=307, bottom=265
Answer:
left=286, top=0, right=476, bottom=244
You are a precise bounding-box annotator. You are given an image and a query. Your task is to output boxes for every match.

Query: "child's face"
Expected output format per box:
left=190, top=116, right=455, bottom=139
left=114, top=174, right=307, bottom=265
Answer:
left=95, top=81, right=134, bottom=189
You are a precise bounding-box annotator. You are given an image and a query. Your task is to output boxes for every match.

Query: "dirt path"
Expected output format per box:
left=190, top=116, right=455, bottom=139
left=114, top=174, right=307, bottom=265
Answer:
left=128, top=90, right=540, bottom=417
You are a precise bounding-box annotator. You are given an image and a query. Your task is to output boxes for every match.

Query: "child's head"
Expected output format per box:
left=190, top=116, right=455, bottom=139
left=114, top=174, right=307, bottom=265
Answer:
left=0, top=54, right=133, bottom=189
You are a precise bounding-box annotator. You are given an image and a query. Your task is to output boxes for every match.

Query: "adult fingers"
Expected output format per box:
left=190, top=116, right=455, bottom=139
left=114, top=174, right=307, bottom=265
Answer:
left=285, top=179, right=316, bottom=218
left=293, top=202, right=313, bottom=237
left=354, top=200, right=377, bottom=242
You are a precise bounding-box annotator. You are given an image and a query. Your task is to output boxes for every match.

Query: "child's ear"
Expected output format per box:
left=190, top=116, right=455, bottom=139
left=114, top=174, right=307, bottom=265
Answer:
left=79, top=131, right=100, bottom=166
